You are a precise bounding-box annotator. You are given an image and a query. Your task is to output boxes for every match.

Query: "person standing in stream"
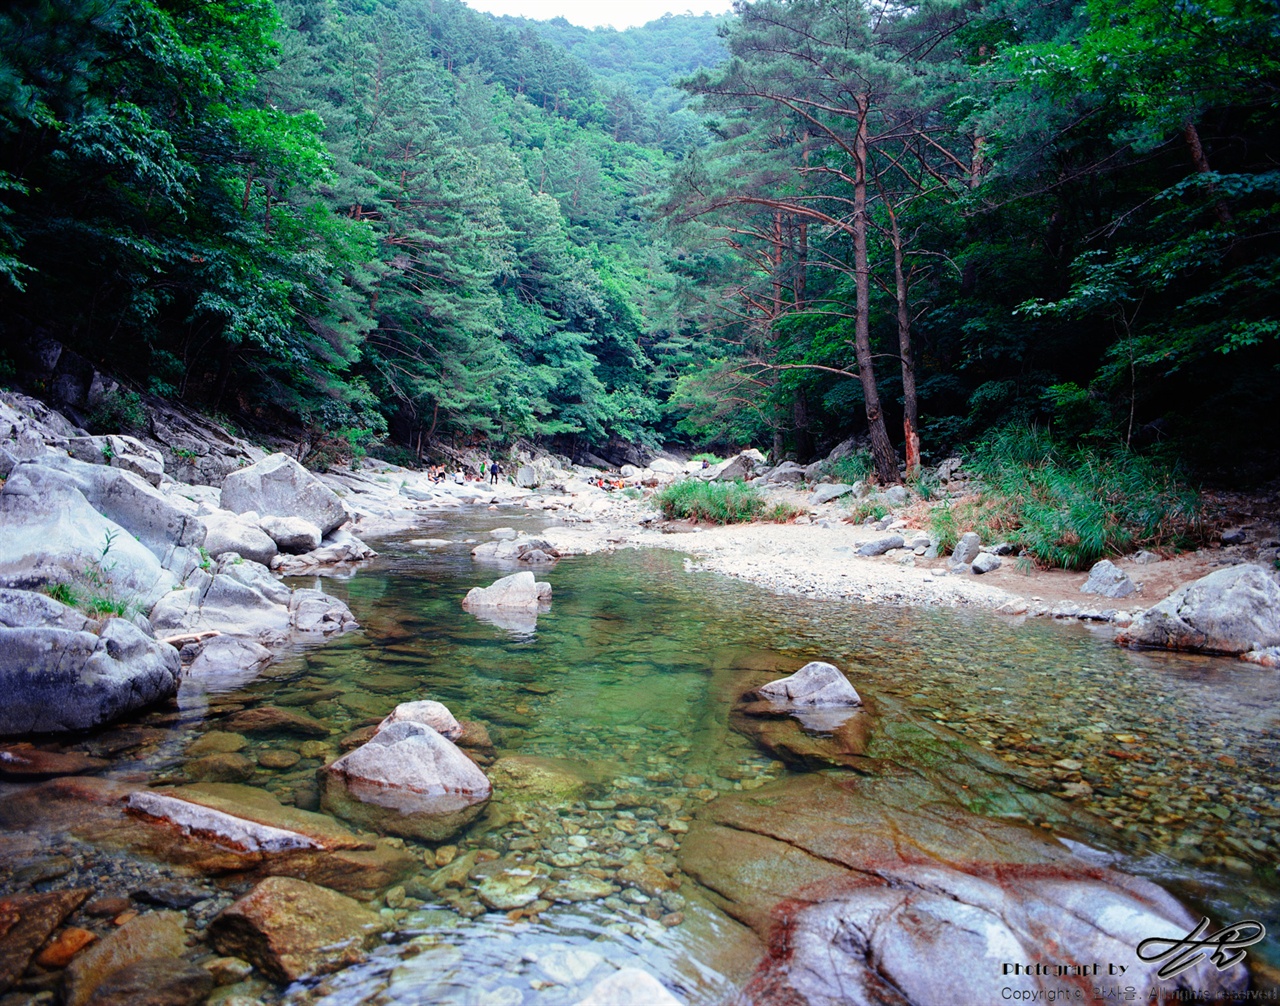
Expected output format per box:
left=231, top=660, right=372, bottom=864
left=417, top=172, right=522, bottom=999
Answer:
left=489, top=460, right=502, bottom=485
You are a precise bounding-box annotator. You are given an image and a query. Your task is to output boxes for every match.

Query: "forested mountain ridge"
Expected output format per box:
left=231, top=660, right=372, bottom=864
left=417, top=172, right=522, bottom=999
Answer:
left=0, top=0, right=1276, bottom=482
left=0, top=0, right=711, bottom=463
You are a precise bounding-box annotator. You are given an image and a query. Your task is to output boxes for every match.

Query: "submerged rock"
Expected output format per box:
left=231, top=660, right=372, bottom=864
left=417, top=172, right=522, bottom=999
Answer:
left=79, top=957, right=212, bottom=1006
left=681, top=774, right=1248, bottom=1006
left=208, top=876, right=385, bottom=983
left=321, top=720, right=491, bottom=841
left=487, top=756, right=589, bottom=805
left=379, top=700, right=463, bottom=741
left=1116, top=563, right=1280, bottom=655
left=0, top=888, right=90, bottom=994
left=0, top=743, right=108, bottom=780
left=0, top=589, right=180, bottom=736
left=461, top=571, right=552, bottom=610
left=63, top=911, right=188, bottom=1006
left=219, top=453, right=348, bottom=536
left=575, top=968, right=682, bottom=1006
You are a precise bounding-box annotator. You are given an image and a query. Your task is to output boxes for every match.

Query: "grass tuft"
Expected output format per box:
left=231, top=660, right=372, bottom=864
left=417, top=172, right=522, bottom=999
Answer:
left=929, top=424, right=1202, bottom=570
left=655, top=479, right=765, bottom=524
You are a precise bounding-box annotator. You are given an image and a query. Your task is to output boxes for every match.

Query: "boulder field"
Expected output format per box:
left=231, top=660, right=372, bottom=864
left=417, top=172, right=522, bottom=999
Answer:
left=0, top=393, right=375, bottom=737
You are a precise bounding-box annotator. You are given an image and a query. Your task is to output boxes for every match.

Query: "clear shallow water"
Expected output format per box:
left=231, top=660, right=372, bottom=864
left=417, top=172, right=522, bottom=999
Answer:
left=9, top=509, right=1280, bottom=1001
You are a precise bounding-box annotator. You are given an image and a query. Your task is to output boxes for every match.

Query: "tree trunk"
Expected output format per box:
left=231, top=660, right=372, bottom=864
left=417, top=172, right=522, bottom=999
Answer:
left=852, top=93, right=899, bottom=484
left=888, top=205, right=920, bottom=478
left=1183, top=120, right=1232, bottom=226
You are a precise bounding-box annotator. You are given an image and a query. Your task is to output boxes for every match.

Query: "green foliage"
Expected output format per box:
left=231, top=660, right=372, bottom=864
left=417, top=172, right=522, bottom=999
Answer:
left=823, top=452, right=873, bottom=486
left=942, top=425, right=1203, bottom=570
left=44, top=582, right=78, bottom=607
left=86, top=391, right=146, bottom=436
left=690, top=453, right=721, bottom=463
left=764, top=500, right=802, bottom=522
left=654, top=478, right=765, bottom=524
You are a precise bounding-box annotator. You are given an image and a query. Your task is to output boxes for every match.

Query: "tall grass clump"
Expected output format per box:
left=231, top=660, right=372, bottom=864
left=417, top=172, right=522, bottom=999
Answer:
left=945, top=424, right=1202, bottom=570
left=655, top=479, right=765, bottom=524
left=822, top=449, right=873, bottom=485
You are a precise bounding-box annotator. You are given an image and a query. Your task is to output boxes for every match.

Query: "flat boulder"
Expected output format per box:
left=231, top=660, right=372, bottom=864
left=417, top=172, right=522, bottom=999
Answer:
left=185, top=636, right=272, bottom=693
left=200, top=512, right=277, bottom=566
left=1116, top=564, right=1280, bottom=655
left=258, top=515, right=322, bottom=554
left=1081, top=558, right=1137, bottom=598
left=320, top=720, right=491, bottom=841
left=0, top=743, right=107, bottom=780
left=810, top=483, right=854, bottom=506
left=208, top=876, right=385, bottom=983
left=0, top=590, right=180, bottom=736
left=681, top=775, right=1247, bottom=1006
left=219, top=453, right=348, bottom=536
left=379, top=700, right=463, bottom=741
left=462, top=570, right=551, bottom=611
left=856, top=534, right=903, bottom=557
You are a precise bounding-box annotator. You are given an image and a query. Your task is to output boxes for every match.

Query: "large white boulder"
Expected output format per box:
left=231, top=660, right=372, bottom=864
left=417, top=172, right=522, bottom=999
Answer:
left=258, top=515, right=322, bottom=554
left=0, top=588, right=180, bottom=734
left=1117, top=564, right=1280, bottom=655
left=220, top=453, right=348, bottom=535
left=201, top=512, right=278, bottom=566
left=0, top=465, right=179, bottom=610
left=753, top=661, right=862, bottom=707
left=320, top=721, right=491, bottom=841
left=461, top=571, right=551, bottom=610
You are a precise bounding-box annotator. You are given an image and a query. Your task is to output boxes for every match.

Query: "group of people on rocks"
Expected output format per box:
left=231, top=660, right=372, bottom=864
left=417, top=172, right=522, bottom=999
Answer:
left=427, top=458, right=505, bottom=485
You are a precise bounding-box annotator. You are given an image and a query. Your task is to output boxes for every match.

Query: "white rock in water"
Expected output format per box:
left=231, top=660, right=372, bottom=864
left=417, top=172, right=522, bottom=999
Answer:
left=462, top=571, right=551, bottom=610
left=321, top=720, right=490, bottom=841
left=1117, top=563, right=1280, bottom=655
left=575, top=968, right=682, bottom=1006
left=379, top=700, right=462, bottom=741
left=755, top=661, right=861, bottom=707
left=127, top=791, right=320, bottom=853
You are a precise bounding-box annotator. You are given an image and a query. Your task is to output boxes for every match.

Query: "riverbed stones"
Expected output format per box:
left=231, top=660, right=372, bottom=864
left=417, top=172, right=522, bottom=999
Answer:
left=856, top=534, right=903, bottom=557
left=750, top=661, right=861, bottom=707
left=487, top=756, right=588, bottom=805
left=810, top=483, right=854, bottom=506
left=379, top=700, right=463, bottom=741
left=208, top=876, right=386, bottom=983
left=461, top=571, right=552, bottom=610
left=63, top=910, right=188, bottom=1006
left=1081, top=558, right=1137, bottom=598
left=0, top=888, right=90, bottom=993
left=1116, top=563, right=1280, bottom=655
left=321, top=720, right=492, bottom=841
left=219, top=453, right=348, bottom=536
left=0, top=590, right=181, bottom=735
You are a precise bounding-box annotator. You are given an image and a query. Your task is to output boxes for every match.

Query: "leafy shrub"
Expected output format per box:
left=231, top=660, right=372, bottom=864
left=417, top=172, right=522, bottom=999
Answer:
left=44, top=582, right=77, bottom=606
left=654, top=479, right=765, bottom=524
left=822, top=450, right=873, bottom=485
left=691, top=452, right=722, bottom=464
left=845, top=499, right=890, bottom=523
left=86, top=390, right=146, bottom=435
left=935, top=424, right=1202, bottom=570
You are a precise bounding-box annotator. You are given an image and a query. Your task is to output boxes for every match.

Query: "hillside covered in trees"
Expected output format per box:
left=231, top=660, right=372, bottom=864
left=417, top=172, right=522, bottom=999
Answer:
left=0, top=0, right=1276, bottom=482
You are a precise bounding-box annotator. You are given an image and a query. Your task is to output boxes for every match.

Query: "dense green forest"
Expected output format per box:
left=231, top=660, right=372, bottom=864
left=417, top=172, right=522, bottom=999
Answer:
left=0, top=0, right=1276, bottom=480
